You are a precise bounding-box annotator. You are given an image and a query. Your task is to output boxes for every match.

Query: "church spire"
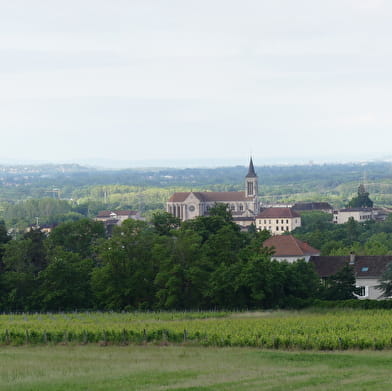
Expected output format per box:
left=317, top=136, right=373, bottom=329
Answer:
left=246, top=157, right=257, bottom=178
left=245, top=157, right=258, bottom=200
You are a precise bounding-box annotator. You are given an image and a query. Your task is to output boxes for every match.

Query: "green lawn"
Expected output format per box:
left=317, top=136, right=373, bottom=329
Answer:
left=1, top=345, right=392, bottom=391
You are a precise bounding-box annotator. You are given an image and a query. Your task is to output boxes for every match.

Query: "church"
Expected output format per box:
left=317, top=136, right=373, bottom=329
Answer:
left=166, top=158, right=259, bottom=228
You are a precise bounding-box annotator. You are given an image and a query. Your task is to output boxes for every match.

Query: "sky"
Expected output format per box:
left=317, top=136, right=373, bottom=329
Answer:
left=1, top=0, right=392, bottom=167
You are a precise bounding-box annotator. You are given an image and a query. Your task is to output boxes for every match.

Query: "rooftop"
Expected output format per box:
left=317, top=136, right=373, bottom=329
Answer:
left=263, top=235, right=320, bottom=257
left=257, top=207, right=300, bottom=219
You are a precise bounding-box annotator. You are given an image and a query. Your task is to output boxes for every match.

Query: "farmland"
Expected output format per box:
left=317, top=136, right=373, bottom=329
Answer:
left=2, top=345, right=392, bottom=391
left=1, top=309, right=392, bottom=351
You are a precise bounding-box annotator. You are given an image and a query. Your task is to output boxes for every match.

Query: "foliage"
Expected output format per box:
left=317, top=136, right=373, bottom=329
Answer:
left=322, top=264, right=359, bottom=300
left=0, top=211, right=327, bottom=312
left=347, top=184, right=373, bottom=208
left=2, top=310, right=392, bottom=351
left=293, top=213, right=392, bottom=256
left=377, top=262, right=392, bottom=298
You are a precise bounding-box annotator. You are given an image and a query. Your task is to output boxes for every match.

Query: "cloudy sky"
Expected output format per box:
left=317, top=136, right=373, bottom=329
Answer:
left=1, top=0, right=392, bottom=167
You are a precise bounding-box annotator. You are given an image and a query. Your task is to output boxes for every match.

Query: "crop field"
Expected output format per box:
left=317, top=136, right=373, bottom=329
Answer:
left=1, top=309, right=392, bottom=351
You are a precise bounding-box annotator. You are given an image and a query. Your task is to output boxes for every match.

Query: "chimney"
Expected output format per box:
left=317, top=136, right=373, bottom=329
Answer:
left=349, top=252, right=355, bottom=265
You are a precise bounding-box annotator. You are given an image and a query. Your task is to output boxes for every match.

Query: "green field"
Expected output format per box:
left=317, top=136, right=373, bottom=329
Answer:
left=2, top=311, right=392, bottom=390
left=2, top=310, right=392, bottom=350
left=1, top=345, right=392, bottom=390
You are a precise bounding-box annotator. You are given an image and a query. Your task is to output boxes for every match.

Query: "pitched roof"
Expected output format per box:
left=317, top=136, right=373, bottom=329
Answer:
left=246, top=157, right=257, bottom=178
left=292, top=202, right=333, bottom=211
left=168, top=192, right=191, bottom=202
left=309, top=255, right=392, bottom=278
left=256, top=207, right=300, bottom=219
left=263, top=235, right=320, bottom=257
left=168, top=191, right=252, bottom=203
left=338, top=208, right=373, bottom=212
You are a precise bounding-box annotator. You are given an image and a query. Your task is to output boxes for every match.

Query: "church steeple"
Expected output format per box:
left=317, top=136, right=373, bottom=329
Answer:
left=245, top=157, right=258, bottom=199
left=246, top=157, right=257, bottom=178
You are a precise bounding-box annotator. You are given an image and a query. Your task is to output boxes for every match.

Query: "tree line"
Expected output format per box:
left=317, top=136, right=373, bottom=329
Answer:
left=0, top=205, right=359, bottom=312
left=294, top=211, right=392, bottom=255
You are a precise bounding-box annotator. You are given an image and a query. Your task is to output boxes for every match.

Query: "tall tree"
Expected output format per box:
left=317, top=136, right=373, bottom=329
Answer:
left=91, top=219, right=157, bottom=310
left=347, top=184, right=373, bottom=208
left=47, top=218, right=106, bottom=258
left=36, top=247, right=94, bottom=311
left=322, top=264, right=359, bottom=300
left=377, top=262, right=392, bottom=298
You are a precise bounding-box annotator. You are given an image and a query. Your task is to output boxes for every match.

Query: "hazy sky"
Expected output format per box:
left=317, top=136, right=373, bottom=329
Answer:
left=1, top=0, right=392, bottom=167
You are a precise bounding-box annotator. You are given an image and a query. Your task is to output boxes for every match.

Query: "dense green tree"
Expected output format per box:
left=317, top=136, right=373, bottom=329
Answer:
left=284, top=260, right=321, bottom=301
left=47, top=219, right=106, bottom=258
left=154, top=229, right=206, bottom=309
left=0, top=230, right=47, bottom=310
left=322, top=264, right=359, bottom=300
left=347, top=184, right=373, bottom=208
left=91, top=220, right=157, bottom=310
left=36, top=247, right=93, bottom=311
left=377, top=262, right=392, bottom=298
left=151, top=211, right=181, bottom=236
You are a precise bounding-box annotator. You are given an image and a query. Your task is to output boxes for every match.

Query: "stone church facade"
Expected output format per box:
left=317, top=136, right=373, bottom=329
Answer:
left=166, top=159, right=259, bottom=226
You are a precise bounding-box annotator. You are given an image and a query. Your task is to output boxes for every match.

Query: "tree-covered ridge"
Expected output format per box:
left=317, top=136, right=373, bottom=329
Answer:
left=1, top=161, right=392, bottom=212
left=2, top=161, right=392, bottom=230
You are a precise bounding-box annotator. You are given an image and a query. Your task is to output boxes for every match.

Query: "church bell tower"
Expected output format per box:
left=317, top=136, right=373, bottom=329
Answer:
left=245, top=157, right=258, bottom=198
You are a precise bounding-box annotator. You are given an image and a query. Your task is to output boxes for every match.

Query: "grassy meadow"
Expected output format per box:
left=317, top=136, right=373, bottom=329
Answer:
left=1, top=345, right=392, bottom=391
left=2, top=310, right=392, bottom=390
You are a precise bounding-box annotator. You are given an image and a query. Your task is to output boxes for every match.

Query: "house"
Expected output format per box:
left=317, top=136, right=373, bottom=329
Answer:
left=309, top=254, right=392, bottom=299
left=333, top=208, right=374, bottom=224
left=96, top=210, right=144, bottom=226
left=166, top=158, right=259, bottom=226
left=255, top=207, right=301, bottom=234
left=262, top=235, right=320, bottom=263
left=293, top=202, right=333, bottom=214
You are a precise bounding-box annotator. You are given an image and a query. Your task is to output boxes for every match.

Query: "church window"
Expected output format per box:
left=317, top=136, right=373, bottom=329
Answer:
left=239, top=204, right=244, bottom=211
left=247, top=182, right=253, bottom=196
left=231, top=205, right=235, bottom=210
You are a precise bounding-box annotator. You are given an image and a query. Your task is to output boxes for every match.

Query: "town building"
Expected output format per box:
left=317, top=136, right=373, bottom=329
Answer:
left=166, top=158, right=259, bottom=227
left=263, top=235, right=320, bottom=263
left=333, top=208, right=374, bottom=224
left=293, top=202, right=333, bottom=214
left=255, top=207, right=301, bottom=234
left=309, top=254, right=392, bottom=300
left=96, top=210, right=144, bottom=226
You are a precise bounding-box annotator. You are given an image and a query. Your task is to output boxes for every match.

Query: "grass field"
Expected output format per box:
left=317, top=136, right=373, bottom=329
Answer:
left=1, top=345, right=392, bottom=391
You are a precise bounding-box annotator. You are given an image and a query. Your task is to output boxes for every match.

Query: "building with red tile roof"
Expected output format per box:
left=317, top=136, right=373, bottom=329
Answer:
left=263, top=235, right=320, bottom=263
left=255, top=207, right=301, bottom=234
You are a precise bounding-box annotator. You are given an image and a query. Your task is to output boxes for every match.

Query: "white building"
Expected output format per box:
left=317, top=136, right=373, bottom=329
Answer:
left=310, top=254, right=392, bottom=300
left=333, top=208, right=374, bottom=224
left=255, top=207, right=301, bottom=235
